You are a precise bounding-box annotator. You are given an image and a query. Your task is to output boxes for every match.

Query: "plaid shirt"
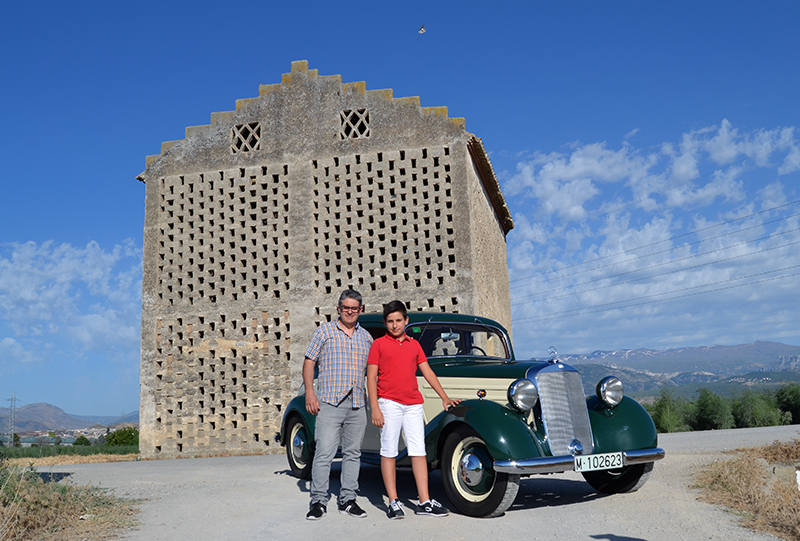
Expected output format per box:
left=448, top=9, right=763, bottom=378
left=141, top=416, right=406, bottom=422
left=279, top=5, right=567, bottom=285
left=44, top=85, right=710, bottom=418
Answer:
left=305, top=319, right=373, bottom=408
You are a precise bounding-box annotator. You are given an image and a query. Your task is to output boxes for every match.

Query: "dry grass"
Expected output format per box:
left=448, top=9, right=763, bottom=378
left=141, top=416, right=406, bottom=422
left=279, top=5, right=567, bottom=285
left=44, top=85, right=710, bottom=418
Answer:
left=694, top=439, right=800, bottom=540
left=0, top=457, right=139, bottom=541
left=7, top=454, right=140, bottom=468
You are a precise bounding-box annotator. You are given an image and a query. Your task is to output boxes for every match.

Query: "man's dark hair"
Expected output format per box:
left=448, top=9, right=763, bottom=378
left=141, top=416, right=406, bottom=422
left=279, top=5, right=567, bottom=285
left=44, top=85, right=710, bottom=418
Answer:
left=338, top=289, right=363, bottom=307
left=383, top=300, right=408, bottom=320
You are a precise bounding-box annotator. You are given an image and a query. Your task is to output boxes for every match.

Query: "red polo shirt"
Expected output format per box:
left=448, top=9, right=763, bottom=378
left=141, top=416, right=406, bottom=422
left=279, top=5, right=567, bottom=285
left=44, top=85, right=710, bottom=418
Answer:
left=367, top=333, right=427, bottom=405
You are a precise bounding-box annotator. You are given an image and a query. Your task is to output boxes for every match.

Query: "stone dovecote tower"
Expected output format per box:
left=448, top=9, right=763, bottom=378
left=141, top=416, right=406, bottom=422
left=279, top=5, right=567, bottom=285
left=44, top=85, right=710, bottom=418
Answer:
left=137, top=61, right=514, bottom=458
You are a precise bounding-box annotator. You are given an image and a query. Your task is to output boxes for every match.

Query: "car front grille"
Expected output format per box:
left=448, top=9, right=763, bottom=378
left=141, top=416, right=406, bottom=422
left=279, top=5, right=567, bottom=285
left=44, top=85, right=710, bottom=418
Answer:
left=534, top=366, right=594, bottom=456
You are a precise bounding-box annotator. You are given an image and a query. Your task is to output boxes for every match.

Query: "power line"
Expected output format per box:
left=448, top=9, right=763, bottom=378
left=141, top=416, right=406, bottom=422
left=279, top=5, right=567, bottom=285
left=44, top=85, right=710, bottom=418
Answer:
left=512, top=231, right=800, bottom=304
left=510, top=198, right=800, bottom=288
left=513, top=266, right=800, bottom=323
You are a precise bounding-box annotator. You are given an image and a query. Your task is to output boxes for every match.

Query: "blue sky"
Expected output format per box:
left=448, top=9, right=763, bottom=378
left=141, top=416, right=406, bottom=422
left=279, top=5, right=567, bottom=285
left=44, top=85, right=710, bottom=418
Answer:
left=1, top=1, right=798, bottom=416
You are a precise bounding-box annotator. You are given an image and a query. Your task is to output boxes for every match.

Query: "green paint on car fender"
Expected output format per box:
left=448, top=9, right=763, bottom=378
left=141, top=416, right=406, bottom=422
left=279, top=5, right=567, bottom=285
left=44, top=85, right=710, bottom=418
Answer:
left=280, top=395, right=317, bottom=446
left=426, top=399, right=544, bottom=462
left=586, top=395, right=658, bottom=453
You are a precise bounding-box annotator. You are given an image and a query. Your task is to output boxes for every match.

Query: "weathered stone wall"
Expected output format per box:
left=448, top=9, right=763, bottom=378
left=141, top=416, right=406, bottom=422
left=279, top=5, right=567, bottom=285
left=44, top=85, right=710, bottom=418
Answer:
left=138, top=61, right=513, bottom=458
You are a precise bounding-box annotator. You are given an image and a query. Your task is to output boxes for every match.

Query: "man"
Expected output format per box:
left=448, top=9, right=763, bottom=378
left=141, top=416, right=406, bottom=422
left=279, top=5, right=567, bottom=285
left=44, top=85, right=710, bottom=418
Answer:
left=304, top=289, right=373, bottom=520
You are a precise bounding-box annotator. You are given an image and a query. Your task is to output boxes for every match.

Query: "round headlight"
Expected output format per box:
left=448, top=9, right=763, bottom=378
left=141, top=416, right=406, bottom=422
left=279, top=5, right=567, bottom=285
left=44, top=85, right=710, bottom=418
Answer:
left=507, top=378, right=538, bottom=413
left=596, top=376, right=624, bottom=408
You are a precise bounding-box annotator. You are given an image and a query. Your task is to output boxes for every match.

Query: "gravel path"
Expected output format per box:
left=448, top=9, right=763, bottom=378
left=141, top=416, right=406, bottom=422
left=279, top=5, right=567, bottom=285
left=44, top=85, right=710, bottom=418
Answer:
left=46, top=424, right=800, bottom=541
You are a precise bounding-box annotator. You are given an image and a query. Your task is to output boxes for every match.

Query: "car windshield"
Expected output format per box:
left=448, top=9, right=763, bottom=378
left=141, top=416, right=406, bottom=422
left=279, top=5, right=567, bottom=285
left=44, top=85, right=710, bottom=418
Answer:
left=405, top=322, right=511, bottom=360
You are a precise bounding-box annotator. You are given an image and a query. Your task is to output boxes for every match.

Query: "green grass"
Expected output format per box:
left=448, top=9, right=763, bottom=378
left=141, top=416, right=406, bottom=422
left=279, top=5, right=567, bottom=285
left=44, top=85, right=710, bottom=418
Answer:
left=0, top=445, right=138, bottom=460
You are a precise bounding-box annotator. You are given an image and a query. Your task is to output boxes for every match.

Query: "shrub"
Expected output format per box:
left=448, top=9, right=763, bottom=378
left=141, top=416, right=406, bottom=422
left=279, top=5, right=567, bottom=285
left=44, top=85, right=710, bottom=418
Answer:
left=0, top=455, right=138, bottom=540
left=691, top=388, right=735, bottom=431
left=776, top=383, right=800, bottom=424
left=73, top=435, right=91, bottom=447
left=732, top=390, right=787, bottom=428
left=105, top=427, right=139, bottom=447
left=651, top=388, right=691, bottom=432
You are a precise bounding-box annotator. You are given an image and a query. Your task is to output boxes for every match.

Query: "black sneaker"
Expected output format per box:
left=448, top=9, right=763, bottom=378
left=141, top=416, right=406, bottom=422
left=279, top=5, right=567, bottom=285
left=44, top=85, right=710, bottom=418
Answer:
left=339, top=499, right=368, bottom=518
left=387, top=499, right=405, bottom=520
left=306, top=502, right=326, bottom=520
left=416, top=498, right=449, bottom=517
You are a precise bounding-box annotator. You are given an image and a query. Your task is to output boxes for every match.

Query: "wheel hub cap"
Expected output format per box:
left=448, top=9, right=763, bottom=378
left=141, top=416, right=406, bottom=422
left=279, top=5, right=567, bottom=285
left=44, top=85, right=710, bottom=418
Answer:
left=292, top=434, right=305, bottom=459
left=459, top=452, right=484, bottom=487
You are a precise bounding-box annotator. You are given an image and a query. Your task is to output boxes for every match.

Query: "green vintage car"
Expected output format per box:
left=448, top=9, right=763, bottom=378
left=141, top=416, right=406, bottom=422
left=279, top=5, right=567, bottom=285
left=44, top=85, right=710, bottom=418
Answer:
left=277, top=312, right=664, bottom=517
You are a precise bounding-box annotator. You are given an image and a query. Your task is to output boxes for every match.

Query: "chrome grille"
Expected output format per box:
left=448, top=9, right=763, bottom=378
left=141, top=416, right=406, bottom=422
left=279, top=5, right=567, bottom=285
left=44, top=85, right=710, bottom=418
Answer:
left=535, top=367, right=593, bottom=456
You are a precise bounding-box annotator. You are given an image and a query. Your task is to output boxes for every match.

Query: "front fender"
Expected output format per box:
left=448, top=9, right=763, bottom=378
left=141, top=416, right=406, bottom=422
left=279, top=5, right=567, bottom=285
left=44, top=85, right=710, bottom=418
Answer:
left=426, top=399, right=544, bottom=463
left=586, top=395, right=658, bottom=453
left=279, top=395, right=316, bottom=446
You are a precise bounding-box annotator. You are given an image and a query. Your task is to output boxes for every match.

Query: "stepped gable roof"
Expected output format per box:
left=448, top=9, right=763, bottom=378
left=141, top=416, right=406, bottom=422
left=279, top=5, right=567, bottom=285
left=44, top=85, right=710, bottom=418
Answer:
left=137, top=60, right=513, bottom=233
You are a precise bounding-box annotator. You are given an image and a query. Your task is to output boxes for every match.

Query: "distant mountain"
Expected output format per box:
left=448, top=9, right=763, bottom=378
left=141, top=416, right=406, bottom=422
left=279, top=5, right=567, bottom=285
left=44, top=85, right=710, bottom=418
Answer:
left=558, top=341, right=800, bottom=376
left=0, top=403, right=139, bottom=432
left=556, top=341, right=800, bottom=399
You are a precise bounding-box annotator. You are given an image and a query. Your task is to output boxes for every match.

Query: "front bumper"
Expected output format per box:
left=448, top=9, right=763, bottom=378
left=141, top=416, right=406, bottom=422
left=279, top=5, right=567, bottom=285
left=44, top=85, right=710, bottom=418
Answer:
left=493, top=447, right=665, bottom=475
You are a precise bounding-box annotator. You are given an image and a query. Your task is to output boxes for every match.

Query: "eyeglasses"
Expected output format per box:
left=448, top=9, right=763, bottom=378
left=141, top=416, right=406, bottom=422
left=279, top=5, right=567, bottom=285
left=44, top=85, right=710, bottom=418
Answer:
left=339, top=305, right=362, bottom=313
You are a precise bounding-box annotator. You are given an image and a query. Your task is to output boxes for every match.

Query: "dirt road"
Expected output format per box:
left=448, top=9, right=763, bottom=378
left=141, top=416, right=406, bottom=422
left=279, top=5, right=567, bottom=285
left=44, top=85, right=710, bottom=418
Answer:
left=49, top=424, right=800, bottom=541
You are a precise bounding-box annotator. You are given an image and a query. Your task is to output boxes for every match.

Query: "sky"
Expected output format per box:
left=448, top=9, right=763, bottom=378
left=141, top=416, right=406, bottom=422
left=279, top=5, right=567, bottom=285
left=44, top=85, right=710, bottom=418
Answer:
left=1, top=1, right=799, bottom=416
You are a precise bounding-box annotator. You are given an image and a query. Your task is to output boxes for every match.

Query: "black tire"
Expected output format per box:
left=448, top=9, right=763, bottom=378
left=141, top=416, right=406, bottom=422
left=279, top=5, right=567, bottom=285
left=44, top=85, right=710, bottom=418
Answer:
left=581, top=462, right=654, bottom=494
left=285, top=416, right=313, bottom=479
left=441, top=426, right=520, bottom=517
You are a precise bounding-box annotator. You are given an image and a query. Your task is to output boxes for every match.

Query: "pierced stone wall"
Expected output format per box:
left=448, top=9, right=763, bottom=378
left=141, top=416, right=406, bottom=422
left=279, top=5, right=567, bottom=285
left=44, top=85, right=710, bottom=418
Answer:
left=138, top=61, right=513, bottom=458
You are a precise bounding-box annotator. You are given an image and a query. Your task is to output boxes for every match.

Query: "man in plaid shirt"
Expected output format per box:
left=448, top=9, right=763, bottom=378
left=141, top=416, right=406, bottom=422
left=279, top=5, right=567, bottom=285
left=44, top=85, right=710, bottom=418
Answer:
left=304, top=289, right=373, bottom=520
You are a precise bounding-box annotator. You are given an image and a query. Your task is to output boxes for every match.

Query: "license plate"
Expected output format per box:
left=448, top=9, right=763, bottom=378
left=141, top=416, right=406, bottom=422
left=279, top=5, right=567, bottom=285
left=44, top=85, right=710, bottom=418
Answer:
left=574, top=452, right=623, bottom=472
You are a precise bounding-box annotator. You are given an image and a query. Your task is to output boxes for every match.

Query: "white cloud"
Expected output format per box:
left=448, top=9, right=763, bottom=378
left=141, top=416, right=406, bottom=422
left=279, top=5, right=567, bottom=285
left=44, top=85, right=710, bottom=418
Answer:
left=779, top=142, right=800, bottom=175
left=69, top=308, right=139, bottom=353
left=505, top=142, right=658, bottom=222
left=759, top=182, right=787, bottom=210
left=0, top=240, right=142, bottom=367
left=705, top=119, right=739, bottom=164
left=504, top=120, right=800, bottom=357
left=0, top=337, right=39, bottom=365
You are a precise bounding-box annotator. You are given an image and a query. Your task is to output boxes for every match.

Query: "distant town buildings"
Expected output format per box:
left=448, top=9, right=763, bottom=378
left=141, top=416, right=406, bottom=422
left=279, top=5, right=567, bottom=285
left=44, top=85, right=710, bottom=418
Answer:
left=137, top=61, right=514, bottom=459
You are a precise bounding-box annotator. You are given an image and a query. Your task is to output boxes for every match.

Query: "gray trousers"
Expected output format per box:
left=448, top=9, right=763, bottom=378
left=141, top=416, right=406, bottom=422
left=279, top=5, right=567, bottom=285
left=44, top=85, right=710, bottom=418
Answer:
left=310, top=394, right=367, bottom=505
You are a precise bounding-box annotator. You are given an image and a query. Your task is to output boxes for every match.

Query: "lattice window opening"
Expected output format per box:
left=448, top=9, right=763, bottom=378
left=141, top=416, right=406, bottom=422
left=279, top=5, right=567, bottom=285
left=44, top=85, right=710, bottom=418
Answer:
left=340, top=109, right=370, bottom=139
left=231, top=122, right=262, bottom=153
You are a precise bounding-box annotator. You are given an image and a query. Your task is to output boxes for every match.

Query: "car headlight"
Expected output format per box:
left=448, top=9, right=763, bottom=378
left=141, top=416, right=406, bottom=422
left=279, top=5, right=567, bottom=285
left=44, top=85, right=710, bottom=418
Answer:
left=596, top=376, right=624, bottom=408
left=507, top=378, right=538, bottom=413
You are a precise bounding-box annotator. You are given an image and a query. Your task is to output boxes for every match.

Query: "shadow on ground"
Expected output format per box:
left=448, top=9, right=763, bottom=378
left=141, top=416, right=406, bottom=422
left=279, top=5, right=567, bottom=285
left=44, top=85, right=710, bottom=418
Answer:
left=37, top=472, right=73, bottom=483
left=274, top=459, right=609, bottom=516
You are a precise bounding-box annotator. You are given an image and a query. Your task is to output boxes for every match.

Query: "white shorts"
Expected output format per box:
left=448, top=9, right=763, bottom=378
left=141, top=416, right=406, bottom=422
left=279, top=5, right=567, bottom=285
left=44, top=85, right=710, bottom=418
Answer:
left=378, top=397, right=425, bottom=457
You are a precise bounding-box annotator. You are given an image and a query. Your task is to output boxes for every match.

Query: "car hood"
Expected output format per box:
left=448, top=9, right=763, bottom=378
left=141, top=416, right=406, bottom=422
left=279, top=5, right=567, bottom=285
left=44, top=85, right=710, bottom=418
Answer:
left=428, top=359, right=547, bottom=379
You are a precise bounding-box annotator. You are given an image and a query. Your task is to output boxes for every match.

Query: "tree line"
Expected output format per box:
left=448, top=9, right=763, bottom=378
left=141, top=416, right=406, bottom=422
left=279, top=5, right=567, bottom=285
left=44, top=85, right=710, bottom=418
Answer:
left=645, top=382, right=800, bottom=432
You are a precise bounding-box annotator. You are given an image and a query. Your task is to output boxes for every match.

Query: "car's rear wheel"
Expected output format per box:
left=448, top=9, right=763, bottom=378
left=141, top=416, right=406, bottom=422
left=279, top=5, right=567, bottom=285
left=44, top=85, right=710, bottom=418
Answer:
left=286, top=416, right=313, bottom=479
left=441, top=425, right=520, bottom=517
left=581, top=462, right=653, bottom=494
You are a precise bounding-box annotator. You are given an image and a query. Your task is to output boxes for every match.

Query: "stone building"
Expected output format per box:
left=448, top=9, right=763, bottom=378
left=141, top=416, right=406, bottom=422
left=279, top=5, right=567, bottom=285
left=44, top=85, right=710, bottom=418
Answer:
left=137, top=61, right=514, bottom=458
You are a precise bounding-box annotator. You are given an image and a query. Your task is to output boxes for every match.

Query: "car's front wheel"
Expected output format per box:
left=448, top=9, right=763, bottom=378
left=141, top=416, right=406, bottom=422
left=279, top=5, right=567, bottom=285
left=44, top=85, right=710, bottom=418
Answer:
left=285, top=416, right=313, bottom=479
left=441, top=426, right=520, bottom=517
left=581, top=462, right=653, bottom=494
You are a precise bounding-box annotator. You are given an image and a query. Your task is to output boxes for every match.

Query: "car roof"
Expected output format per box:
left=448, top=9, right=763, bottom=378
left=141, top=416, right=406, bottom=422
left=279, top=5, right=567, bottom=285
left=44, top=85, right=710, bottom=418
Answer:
left=358, top=311, right=506, bottom=330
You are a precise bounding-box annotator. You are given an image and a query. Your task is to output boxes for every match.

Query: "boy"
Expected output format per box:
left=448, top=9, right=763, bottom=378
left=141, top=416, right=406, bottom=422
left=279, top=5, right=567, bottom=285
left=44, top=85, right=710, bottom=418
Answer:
left=367, top=300, right=461, bottom=519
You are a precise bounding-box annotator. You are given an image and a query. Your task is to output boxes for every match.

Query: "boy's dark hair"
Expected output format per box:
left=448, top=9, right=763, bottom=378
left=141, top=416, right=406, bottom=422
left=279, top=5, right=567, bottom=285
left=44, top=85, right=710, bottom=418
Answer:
left=383, top=300, right=408, bottom=320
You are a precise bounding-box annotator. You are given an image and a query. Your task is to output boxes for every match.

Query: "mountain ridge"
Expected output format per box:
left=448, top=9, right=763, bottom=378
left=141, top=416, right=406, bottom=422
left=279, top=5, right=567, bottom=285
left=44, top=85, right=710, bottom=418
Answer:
left=0, top=403, right=139, bottom=433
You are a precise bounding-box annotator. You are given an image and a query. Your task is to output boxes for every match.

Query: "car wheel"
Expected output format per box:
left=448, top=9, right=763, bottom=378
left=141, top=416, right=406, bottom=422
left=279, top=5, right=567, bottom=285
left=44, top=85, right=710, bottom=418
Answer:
left=286, top=416, right=313, bottom=479
left=581, top=462, right=654, bottom=494
left=441, top=426, right=520, bottom=517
